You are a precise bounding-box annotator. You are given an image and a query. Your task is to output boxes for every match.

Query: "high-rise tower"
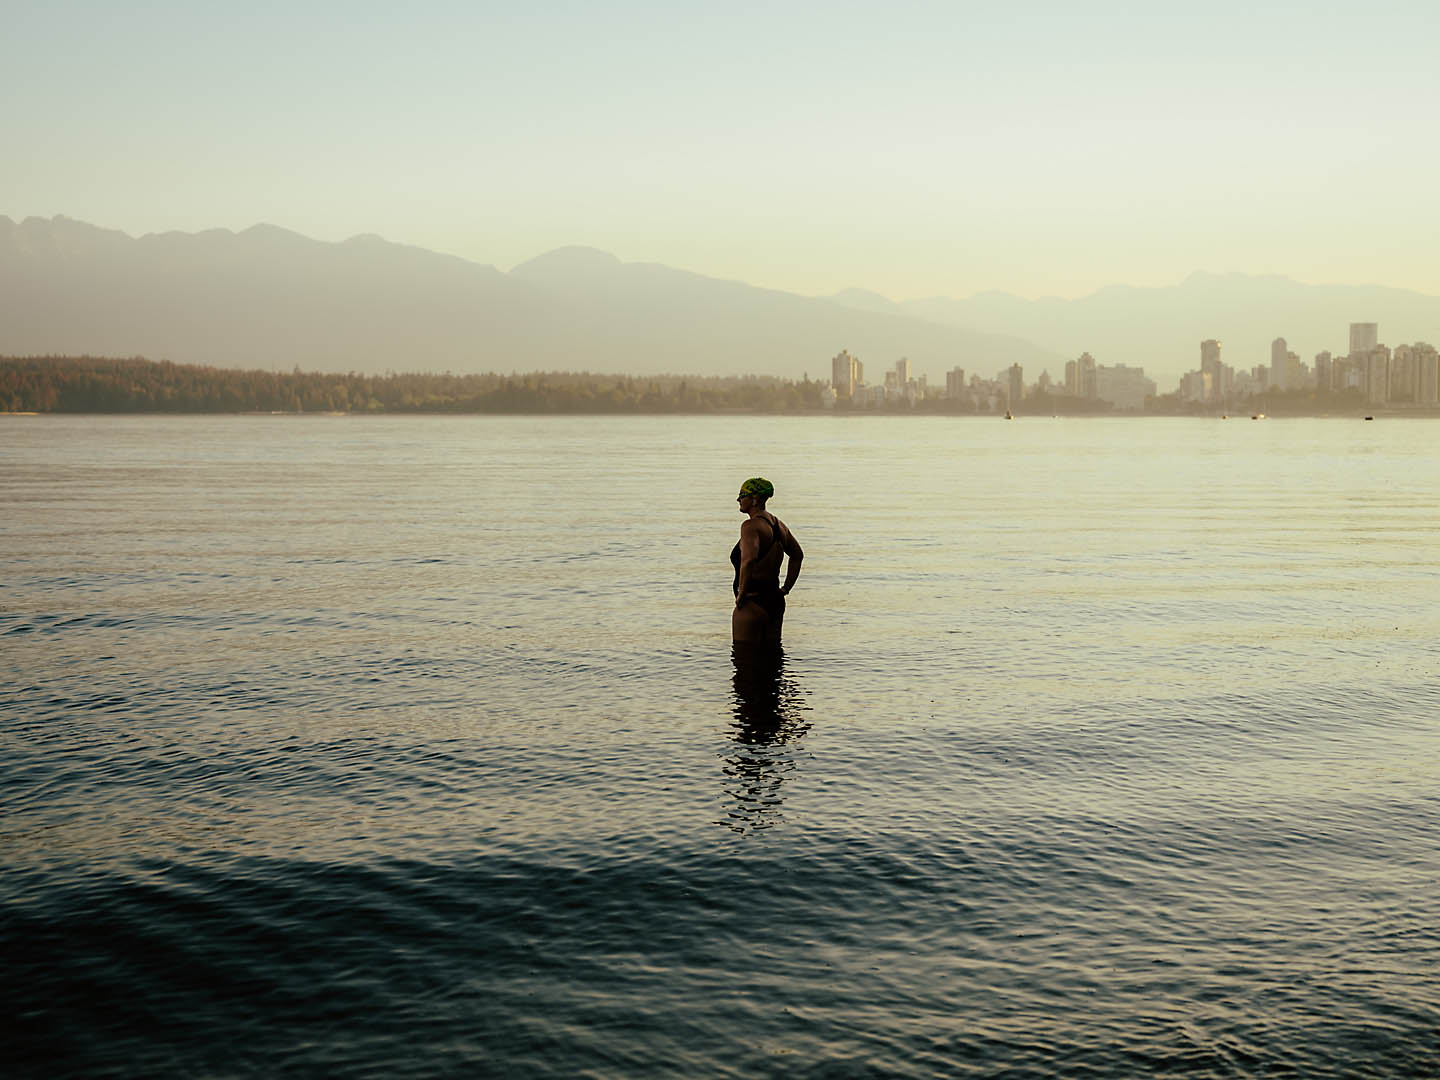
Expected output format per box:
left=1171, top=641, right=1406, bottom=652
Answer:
left=831, top=350, right=860, bottom=397
left=1076, top=352, right=1097, bottom=398
left=1006, top=364, right=1024, bottom=407
left=1200, top=340, right=1223, bottom=401
left=1270, top=338, right=1288, bottom=391
left=1350, top=323, right=1378, bottom=356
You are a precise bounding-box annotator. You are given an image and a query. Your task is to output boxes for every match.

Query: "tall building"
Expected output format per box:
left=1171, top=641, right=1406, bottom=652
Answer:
left=1200, top=340, right=1223, bottom=402
left=894, top=356, right=912, bottom=385
left=1076, top=352, right=1097, bottom=398
left=1006, top=364, right=1024, bottom=407
left=1314, top=351, right=1332, bottom=390
left=1350, top=323, right=1378, bottom=356
left=830, top=350, right=861, bottom=397
left=945, top=367, right=966, bottom=398
left=1270, top=337, right=1288, bottom=391
left=1332, top=356, right=1362, bottom=392
left=1064, top=358, right=1078, bottom=395
left=1391, top=344, right=1416, bottom=402
left=1365, top=346, right=1391, bottom=405
left=1094, top=364, right=1156, bottom=411
left=1416, top=343, right=1439, bottom=404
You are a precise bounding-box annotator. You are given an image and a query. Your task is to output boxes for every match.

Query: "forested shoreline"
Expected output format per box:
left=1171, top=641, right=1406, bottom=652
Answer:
left=0, top=356, right=827, bottom=414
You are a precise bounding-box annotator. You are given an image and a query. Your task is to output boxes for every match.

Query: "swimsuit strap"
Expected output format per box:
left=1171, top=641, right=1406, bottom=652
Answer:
left=759, top=514, right=780, bottom=558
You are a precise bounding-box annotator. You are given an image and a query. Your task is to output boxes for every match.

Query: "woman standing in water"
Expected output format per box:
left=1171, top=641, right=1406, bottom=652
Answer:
left=732, top=477, right=803, bottom=644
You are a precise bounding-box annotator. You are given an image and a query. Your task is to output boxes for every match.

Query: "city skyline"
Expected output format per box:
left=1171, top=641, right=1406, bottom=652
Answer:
left=827, top=319, right=1438, bottom=412
left=1170, top=323, right=1439, bottom=407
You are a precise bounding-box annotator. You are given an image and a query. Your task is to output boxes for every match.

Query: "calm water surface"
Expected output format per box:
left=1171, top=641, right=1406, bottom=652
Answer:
left=3, top=415, right=1439, bottom=1078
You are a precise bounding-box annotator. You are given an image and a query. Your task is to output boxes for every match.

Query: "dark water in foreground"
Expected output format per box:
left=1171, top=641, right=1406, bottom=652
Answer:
left=4, top=415, right=1439, bottom=1078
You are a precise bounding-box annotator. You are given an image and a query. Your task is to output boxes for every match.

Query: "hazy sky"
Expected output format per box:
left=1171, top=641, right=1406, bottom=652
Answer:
left=6, top=1, right=1438, bottom=300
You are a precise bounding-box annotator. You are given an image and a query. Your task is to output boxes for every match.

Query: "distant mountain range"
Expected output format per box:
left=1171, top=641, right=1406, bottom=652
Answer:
left=5, top=215, right=1437, bottom=386
left=0, top=216, right=1055, bottom=380
left=827, top=276, right=1440, bottom=385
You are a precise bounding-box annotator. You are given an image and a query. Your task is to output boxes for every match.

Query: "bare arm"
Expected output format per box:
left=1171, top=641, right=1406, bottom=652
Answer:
left=778, top=521, right=804, bottom=596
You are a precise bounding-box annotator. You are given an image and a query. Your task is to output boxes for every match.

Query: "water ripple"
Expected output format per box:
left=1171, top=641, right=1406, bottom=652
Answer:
left=6, top=415, right=1440, bottom=1077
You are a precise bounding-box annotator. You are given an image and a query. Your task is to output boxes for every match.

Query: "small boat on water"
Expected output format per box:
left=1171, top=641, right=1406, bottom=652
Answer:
left=1003, top=409, right=1013, bottom=420
left=1251, top=412, right=1266, bottom=420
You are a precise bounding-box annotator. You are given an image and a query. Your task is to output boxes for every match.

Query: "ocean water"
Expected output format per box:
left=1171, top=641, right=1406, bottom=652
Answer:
left=3, top=414, right=1439, bottom=1078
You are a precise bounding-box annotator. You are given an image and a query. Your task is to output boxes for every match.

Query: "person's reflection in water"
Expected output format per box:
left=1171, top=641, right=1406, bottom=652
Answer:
left=720, top=643, right=811, bottom=834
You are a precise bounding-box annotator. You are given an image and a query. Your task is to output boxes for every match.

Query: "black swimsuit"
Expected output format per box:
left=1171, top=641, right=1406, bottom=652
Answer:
left=732, top=515, right=785, bottom=619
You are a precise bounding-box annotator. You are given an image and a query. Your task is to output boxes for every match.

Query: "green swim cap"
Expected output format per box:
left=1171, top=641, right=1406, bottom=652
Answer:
left=740, top=477, right=774, bottom=499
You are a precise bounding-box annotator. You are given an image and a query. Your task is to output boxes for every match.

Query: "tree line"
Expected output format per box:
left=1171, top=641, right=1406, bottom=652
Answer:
left=0, top=356, right=827, bottom=414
